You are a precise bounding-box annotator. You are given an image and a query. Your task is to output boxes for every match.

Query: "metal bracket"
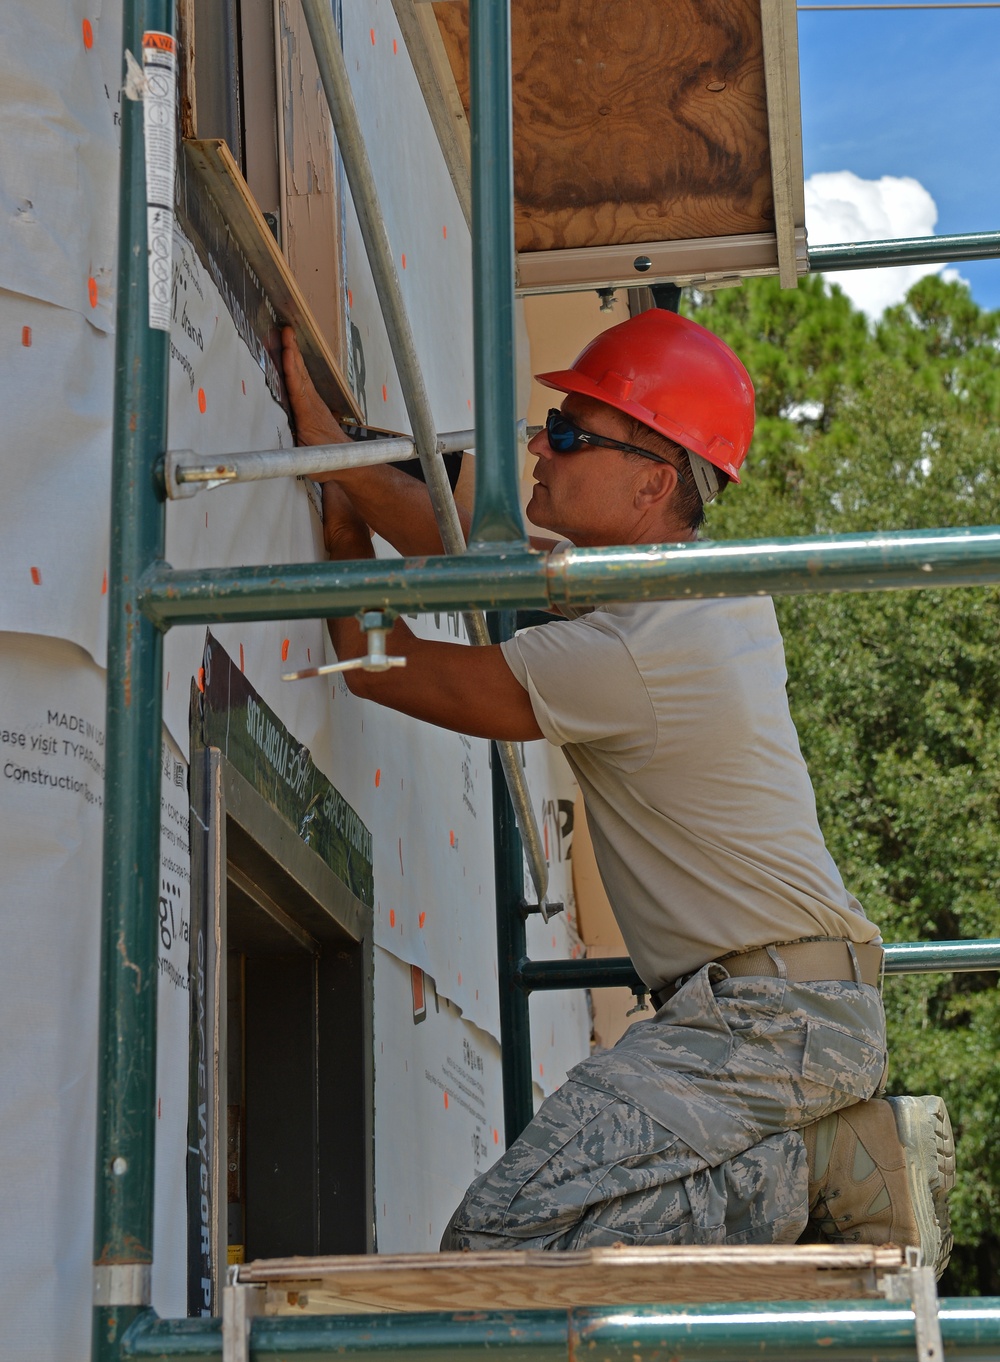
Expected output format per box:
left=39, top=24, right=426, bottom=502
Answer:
left=879, top=1246, right=944, bottom=1362
left=163, top=448, right=239, bottom=499
left=521, top=898, right=563, bottom=923
left=283, top=610, right=406, bottom=680
left=626, top=988, right=650, bottom=1016
left=92, top=1262, right=152, bottom=1307
left=222, top=1267, right=265, bottom=1362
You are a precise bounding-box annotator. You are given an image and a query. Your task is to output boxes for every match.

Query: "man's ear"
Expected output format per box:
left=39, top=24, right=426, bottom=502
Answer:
left=632, top=460, right=681, bottom=509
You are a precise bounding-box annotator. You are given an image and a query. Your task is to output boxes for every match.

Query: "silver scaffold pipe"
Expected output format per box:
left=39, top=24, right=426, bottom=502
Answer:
left=162, top=430, right=476, bottom=499
left=298, top=0, right=465, bottom=553
left=295, top=0, right=549, bottom=908
left=809, top=229, right=1000, bottom=273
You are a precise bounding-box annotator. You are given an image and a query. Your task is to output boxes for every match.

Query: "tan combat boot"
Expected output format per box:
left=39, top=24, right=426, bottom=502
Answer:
left=802, top=1095, right=955, bottom=1278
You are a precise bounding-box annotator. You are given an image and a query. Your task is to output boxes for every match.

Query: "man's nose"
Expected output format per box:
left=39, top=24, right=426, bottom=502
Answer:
left=527, top=429, right=553, bottom=459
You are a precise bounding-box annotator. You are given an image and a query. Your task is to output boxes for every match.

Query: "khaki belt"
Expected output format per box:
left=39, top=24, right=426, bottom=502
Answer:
left=650, top=937, right=884, bottom=1011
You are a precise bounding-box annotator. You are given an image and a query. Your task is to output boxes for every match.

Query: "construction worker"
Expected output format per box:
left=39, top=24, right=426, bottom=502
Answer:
left=281, top=311, right=955, bottom=1270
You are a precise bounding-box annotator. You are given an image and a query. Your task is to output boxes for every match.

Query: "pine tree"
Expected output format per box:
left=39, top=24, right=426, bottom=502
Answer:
left=689, top=275, right=1000, bottom=1294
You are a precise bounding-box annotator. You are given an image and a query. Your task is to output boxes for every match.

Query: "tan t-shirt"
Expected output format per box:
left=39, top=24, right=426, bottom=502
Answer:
left=501, top=596, right=878, bottom=988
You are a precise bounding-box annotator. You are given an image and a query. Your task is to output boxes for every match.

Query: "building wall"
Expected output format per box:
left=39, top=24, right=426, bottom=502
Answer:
left=0, top=2, right=589, bottom=1355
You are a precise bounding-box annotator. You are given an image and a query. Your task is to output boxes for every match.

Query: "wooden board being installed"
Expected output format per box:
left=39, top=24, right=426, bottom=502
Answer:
left=239, top=1244, right=907, bottom=1315
left=179, top=139, right=363, bottom=424
left=398, top=0, right=805, bottom=291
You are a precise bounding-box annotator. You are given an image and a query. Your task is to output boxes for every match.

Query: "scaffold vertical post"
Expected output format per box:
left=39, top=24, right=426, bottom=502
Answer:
left=491, top=610, right=535, bottom=1145
left=468, top=0, right=525, bottom=548
left=92, top=1, right=173, bottom=1358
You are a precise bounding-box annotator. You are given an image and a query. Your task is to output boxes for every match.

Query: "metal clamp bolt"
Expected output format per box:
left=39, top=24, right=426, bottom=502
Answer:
left=282, top=610, right=406, bottom=681
left=521, top=899, right=564, bottom=922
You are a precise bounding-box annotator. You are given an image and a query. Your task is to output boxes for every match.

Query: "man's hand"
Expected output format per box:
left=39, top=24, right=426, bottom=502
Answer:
left=282, top=325, right=353, bottom=452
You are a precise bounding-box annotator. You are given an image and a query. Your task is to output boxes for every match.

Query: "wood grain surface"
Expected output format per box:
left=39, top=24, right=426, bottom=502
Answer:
left=240, top=1244, right=906, bottom=1314
left=432, top=0, right=774, bottom=253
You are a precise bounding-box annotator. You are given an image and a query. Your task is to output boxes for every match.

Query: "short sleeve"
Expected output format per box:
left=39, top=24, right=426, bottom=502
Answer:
left=500, top=613, right=656, bottom=769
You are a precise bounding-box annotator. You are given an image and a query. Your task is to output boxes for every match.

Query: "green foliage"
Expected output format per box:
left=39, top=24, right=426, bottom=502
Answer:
left=688, top=275, right=1000, bottom=1294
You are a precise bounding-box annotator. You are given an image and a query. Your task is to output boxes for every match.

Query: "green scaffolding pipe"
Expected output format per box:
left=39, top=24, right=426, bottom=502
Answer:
left=468, top=0, right=525, bottom=548
left=139, top=523, right=1000, bottom=629
left=121, top=1300, right=1000, bottom=1361
left=516, top=939, right=1000, bottom=997
left=883, top=939, right=1000, bottom=974
left=139, top=551, right=549, bottom=627
left=809, top=230, right=1000, bottom=273
left=517, top=955, right=645, bottom=995
left=93, top=1, right=173, bottom=1359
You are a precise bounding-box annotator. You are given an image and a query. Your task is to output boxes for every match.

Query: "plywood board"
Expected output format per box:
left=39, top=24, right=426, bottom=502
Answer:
left=180, top=138, right=362, bottom=423
left=242, top=1244, right=907, bottom=1313
left=431, top=0, right=774, bottom=254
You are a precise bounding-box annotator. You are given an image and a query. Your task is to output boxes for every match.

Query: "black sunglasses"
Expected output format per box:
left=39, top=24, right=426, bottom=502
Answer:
left=545, top=408, right=684, bottom=480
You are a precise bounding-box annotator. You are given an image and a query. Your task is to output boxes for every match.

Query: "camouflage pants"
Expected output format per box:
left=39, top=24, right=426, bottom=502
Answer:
left=444, top=963, right=886, bottom=1250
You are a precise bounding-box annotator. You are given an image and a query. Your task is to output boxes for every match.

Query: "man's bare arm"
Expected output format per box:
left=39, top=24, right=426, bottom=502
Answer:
left=282, top=326, right=471, bottom=556
left=282, top=326, right=559, bottom=560
left=322, top=483, right=543, bottom=742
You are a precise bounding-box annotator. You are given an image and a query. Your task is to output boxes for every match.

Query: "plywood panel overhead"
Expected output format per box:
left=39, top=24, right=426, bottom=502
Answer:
left=435, top=0, right=772, bottom=251
left=403, top=0, right=805, bottom=292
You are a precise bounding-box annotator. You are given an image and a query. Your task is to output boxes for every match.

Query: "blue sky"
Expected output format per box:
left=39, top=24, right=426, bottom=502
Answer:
left=797, top=3, right=1000, bottom=310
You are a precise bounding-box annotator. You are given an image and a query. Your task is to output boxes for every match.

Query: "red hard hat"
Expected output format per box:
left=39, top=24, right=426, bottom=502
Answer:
left=535, top=309, right=754, bottom=483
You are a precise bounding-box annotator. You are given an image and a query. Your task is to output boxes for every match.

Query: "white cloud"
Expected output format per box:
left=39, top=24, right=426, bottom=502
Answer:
left=804, top=171, right=963, bottom=320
